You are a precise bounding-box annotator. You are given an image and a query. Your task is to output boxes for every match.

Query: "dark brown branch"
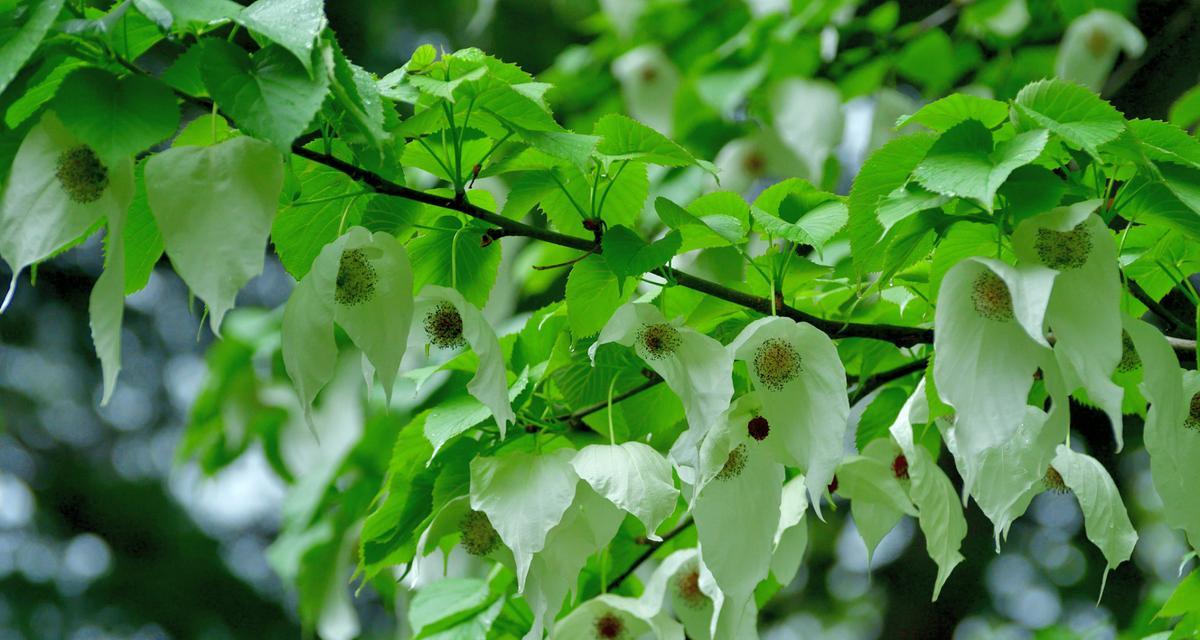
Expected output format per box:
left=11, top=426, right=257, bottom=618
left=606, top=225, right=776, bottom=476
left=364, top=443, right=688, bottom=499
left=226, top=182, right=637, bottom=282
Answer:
left=607, top=517, right=694, bottom=592
left=850, top=357, right=930, bottom=403
left=1126, top=278, right=1197, bottom=339
left=555, top=376, right=663, bottom=427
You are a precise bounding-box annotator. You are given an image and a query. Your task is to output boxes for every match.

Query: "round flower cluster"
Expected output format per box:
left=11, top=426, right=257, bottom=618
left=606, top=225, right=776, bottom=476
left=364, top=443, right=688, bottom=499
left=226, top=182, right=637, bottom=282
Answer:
left=971, top=271, right=1014, bottom=321
left=1034, top=224, right=1092, bottom=271
left=747, top=415, right=770, bottom=441
left=592, top=611, right=627, bottom=639
left=673, top=564, right=706, bottom=609
left=1116, top=331, right=1141, bottom=373
left=753, top=338, right=802, bottom=391
left=425, top=301, right=466, bottom=349
left=1043, top=466, right=1069, bottom=494
left=636, top=323, right=681, bottom=360
left=1185, top=392, right=1200, bottom=432
left=334, top=248, right=378, bottom=306
left=55, top=145, right=109, bottom=204
left=458, top=509, right=500, bottom=557
left=715, top=444, right=748, bottom=481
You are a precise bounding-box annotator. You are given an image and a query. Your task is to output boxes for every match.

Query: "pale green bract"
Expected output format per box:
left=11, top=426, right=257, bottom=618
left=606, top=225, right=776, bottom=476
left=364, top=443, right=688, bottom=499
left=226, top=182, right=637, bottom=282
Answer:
left=727, top=316, right=849, bottom=514
left=1056, top=10, right=1146, bottom=92
left=888, top=381, right=967, bottom=599
left=88, top=192, right=129, bottom=406
left=281, top=226, right=414, bottom=428
left=590, top=302, right=734, bottom=453
left=0, top=113, right=134, bottom=313
left=1013, top=201, right=1125, bottom=448
left=416, top=285, right=515, bottom=436
left=570, top=442, right=679, bottom=541
left=552, top=594, right=683, bottom=640
left=835, top=438, right=918, bottom=565
left=933, top=256, right=1055, bottom=496
left=771, top=474, right=809, bottom=586
left=1126, top=317, right=1200, bottom=553
left=144, top=135, right=284, bottom=334
left=1050, top=444, right=1138, bottom=587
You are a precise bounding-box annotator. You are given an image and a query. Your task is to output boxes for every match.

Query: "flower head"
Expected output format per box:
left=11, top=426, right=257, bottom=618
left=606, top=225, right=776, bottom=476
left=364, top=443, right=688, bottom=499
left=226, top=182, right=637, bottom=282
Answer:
left=1034, top=224, right=1092, bottom=270
left=55, top=145, right=109, bottom=203
left=458, top=509, right=500, bottom=556
left=423, top=301, right=466, bottom=349
left=1042, top=466, right=1069, bottom=493
left=752, top=338, right=802, bottom=391
left=593, top=611, right=626, bottom=639
left=1186, top=392, right=1200, bottom=432
left=971, top=270, right=1014, bottom=321
left=334, top=248, right=378, bottom=306
left=747, top=415, right=770, bottom=441
left=1116, top=331, right=1141, bottom=373
left=636, top=322, right=681, bottom=360
left=714, top=444, right=748, bottom=481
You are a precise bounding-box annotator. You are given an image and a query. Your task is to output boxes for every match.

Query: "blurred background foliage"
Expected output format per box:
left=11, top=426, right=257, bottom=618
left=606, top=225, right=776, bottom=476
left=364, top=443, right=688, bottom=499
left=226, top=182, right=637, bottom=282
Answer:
left=3, top=0, right=1200, bottom=639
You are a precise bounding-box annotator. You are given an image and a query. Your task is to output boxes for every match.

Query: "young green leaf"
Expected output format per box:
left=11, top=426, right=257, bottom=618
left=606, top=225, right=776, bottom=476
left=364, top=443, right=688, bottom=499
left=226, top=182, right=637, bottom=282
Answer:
left=1013, top=78, right=1126, bottom=157
left=895, top=93, right=1010, bottom=132
left=848, top=132, right=937, bottom=271
left=601, top=225, right=680, bottom=292
left=0, top=0, right=63, bottom=97
left=201, top=40, right=330, bottom=152
left=594, top=113, right=696, bottom=167
left=236, top=0, right=325, bottom=72
left=53, top=68, right=180, bottom=165
left=912, top=119, right=1048, bottom=211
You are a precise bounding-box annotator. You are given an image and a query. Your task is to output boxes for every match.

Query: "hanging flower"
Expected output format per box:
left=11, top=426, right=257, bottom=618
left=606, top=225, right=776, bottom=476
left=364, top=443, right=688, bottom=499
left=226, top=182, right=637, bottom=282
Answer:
left=1124, top=316, right=1200, bottom=551
left=1012, top=200, right=1125, bottom=448
left=282, top=227, right=413, bottom=429
left=416, top=285, right=515, bottom=436
left=612, top=46, right=679, bottom=137
left=887, top=381, right=968, bottom=598
left=411, top=495, right=515, bottom=584
left=638, top=550, right=714, bottom=639
left=833, top=438, right=918, bottom=565
left=589, top=302, right=734, bottom=451
left=726, top=316, right=848, bottom=512
left=691, top=394, right=784, bottom=638
left=932, top=256, right=1057, bottom=497
left=552, top=593, right=684, bottom=639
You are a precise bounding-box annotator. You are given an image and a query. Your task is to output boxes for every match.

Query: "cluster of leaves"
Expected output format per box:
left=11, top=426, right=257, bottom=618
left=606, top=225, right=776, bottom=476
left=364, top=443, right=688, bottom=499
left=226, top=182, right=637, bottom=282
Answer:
left=4, top=0, right=1200, bottom=638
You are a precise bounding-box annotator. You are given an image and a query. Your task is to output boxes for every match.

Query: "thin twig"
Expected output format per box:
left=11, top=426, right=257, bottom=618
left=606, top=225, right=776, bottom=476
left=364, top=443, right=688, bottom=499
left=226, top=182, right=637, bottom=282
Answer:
left=1126, top=278, right=1197, bottom=339
left=606, top=517, right=694, bottom=592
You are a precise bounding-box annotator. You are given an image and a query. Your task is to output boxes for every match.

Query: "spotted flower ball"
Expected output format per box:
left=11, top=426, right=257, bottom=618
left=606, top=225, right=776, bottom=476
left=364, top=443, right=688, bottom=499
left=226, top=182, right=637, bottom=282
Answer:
left=1117, top=331, right=1141, bottom=373
left=593, top=611, right=626, bottom=639
left=1034, top=224, right=1092, bottom=271
left=674, top=564, right=706, bottom=609
left=55, top=145, right=109, bottom=204
left=1186, top=392, right=1200, bottom=432
left=458, top=509, right=500, bottom=557
left=334, top=248, right=378, bottom=306
left=971, top=270, right=1014, bottom=321
left=753, top=338, right=802, bottom=391
left=636, top=323, right=681, bottom=360
left=747, top=415, right=770, bottom=441
left=424, top=301, right=466, bottom=349
left=715, top=444, right=748, bottom=481
left=1043, top=466, right=1069, bottom=494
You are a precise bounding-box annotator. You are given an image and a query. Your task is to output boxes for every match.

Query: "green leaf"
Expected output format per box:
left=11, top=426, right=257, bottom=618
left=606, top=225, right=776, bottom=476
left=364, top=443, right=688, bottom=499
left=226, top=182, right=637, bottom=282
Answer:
left=121, top=162, right=163, bottom=294
left=1013, top=78, right=1125, bottom=156
left=855, top=387, right=910, bottom=451
left=593, top=113, right=695, bottom=167
left=654, top=194, right=747, bottom=252
left=0, top=0, right=63, bottom=98
left=848, top=132, right=937, bottom=271
left=912, top=119, right=1048, bottom=211
left=566, top=255, right=633, bottom=339
left=236, top=0, right=325, bottom=72
left=201, top=39, right=330, bottom=152
left=359, top=412, right=437, bottom=579
left=424, top=371, right=528, bottom=458
left=896, top=93, right=1009, bottom=132
left=895, top=29, right=961, bottom=93
left=601, top=225, right=680, bottom=292
left=145, top=136, right=284, bottom=333
left=408, top=215, right=501, bottom=308
left=52, top=67, right=179, bottom=164
left=1159, top=569, right=1200, bottom=619
left=996, top=165, right=1066, bottom=225
left=410, top=578, right=496, bottom=639
left=1128, top=119, right=1200, bottom=170
left=1120, top=176, right=1200, bottom=240
left=161, top=43, right=209, bottom=97
left=321, top=38, right=387, bottom=148
left=271, top=158, right=366, bottom=279
left=133, top=0, right=242, bottom=31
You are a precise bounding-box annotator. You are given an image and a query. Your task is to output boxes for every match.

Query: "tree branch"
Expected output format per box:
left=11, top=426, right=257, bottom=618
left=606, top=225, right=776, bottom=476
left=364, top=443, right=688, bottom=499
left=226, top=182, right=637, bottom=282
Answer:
left=607, top=517, right=694, bottom=592
left=1126, top=277, right=1197, bottom=339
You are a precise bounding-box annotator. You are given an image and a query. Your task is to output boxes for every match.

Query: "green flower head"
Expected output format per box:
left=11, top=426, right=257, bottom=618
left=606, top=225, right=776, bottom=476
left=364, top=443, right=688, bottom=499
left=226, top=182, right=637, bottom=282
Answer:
left=1034, top=224, right=1092, bottom=270
left=55, top=145, right=109, bottom=204
left=971, top=270, right=1014, bottom=321
left=424, top=300, right=466, bottom=349
left=334, top=248, right=378, bottom=306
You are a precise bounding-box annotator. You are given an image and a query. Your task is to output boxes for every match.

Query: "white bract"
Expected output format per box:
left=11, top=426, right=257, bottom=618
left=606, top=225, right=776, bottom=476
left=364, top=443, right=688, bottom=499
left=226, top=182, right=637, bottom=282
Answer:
left=933, top=256, right=1055, bottom=496
left=771, top=474, right=809, bottom=586
left=1013, top=200, right=1125, bottom=448
left=417, top=285, right=515, bottom=436
left=1056, top=10, right=1146, bottom=92
left=612, top=46, right=679, bottom=137
left=727, top=316, right=849, bottom=512
left=835, top=438, right=917, bottom=565
left=1049, top=444, right=1138, bottom=592
left=769, top=78, right=843, bottom=185
left=571, top=442, right=679, bottom=541
left=938, top=359, right=1069, bottom=545
left=692, top=394, right=783, bottom=639
left=639, top=550, right=714, bottom=640
left=281, top=227, right=414, bottom=429
left=552, top=593, right=683, bottom=640
left=145, top=136, right=283, bottom=334
left=0, top=112, right=134, bottom=313
left=590, top=302, right=734, bottom=447
left=1125, top=317, right=1200, bottom=552
left=888, top=381, right=967, bottom=599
